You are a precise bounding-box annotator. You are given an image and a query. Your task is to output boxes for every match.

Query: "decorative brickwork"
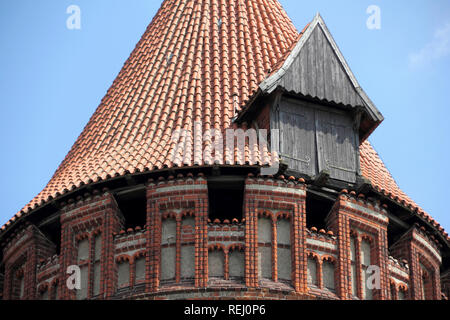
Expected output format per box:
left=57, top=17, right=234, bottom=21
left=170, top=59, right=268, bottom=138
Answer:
left=326, top=190, right=390, bottom=300
left=390, top=225, right=442, bottom=300
left=2, top=224, right=55, bottom=300
left=0, top=177, right=447, bottom=300
left=146, top=174, right=209, bottom=292
left=244, top=175, right=307, bottom=293
left=59, top=191, right=124, bottom=299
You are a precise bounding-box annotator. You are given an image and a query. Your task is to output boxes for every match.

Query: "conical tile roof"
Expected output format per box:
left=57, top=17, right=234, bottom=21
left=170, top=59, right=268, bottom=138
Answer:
left=3, top=0, right=448, bottom=242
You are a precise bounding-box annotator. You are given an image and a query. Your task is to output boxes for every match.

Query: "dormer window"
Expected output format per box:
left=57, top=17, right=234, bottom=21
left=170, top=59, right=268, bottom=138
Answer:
left=208, top=177, right=244, bottom=222
left=276, top=97, right=359, bottom=183
left=237, top=14, right=383, bottom=184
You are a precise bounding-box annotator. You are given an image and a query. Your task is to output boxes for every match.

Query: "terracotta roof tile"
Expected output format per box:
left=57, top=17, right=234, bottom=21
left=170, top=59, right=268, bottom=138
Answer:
left=3, top=0, right=448, bottom=242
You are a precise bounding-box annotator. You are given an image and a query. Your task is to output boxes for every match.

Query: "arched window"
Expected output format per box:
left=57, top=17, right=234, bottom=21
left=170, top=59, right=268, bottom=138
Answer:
left=76, top=238, right=89, bottom=300
left=93, top=234, right=102, bottom=296
left=13, top=267, right=25, bottom=300
left=349, top=233, right=375, bottom=300
left=350, top=236, right=358, bottom=297
left=180, top=216, right=195, bottom=280
left=322, top=259, right=336, bottom=292
left=307, top=256, right=318, bottom=287
left=398, top=286, right=407, bottom=300
left=75, top=232, right=103, bottom=299
left=160, top=217, right=176, bottom=282
left=420, top=264, right=433, bottom=300
left=257, top=212, right=292, bottom=283
left=117, top=258, right=130, bottom=289
left=276, top=217, right=292, bottom=282
left=160, top=213, right=196, bottom=284
left=360, top=239, right=373, bottom=300
left=257, top=216, right=272, bottom=280
left=228, top=247, right=245, bottom=280
left=208, top=247, right=225, bottom=279
left=134, top=255, right=146, bottom=284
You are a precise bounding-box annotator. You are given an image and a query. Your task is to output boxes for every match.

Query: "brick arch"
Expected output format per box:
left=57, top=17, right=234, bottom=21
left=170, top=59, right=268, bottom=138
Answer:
left=417, top=252, right=436, bottom=299
left=322, top=255, right=337, bottom=265
left=417, top=252, right=436, bottom=273
left=115, top=255, right=131, bottom=263
left=307, top=251, right=320, bottom=263
left=275, top=211, right=292, bottom=221
left=75, top=232, right=90, bottom=242
left=228, top=243, right=245, bottom=253
left=181, top=210, right=196, bottom=219
left=131, top=250, right=147, bottom=264
left=390, top=280, right=409, bottom=300
left=208, top=243, right=226, bottom=252
left=398, top=283, right=408, bottom=292
left=161, top=212, right=177, bottom=220
left=306, top=251, right=320, bottom=288
left=257, top=210, right=275, bottom=221
left=360, top=234, right=375, bottom=245
left=321, top=255, right=337, bottom=292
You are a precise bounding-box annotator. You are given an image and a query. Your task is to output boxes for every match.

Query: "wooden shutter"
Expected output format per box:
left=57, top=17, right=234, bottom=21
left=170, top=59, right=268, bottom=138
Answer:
left=315, top=109, right=357, bottom=182
left=279, top=101, right=317, bottom=177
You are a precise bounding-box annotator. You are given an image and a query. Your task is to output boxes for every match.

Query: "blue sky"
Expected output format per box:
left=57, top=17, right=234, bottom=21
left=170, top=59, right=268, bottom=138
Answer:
left=0, top=0, right=449, bottom=232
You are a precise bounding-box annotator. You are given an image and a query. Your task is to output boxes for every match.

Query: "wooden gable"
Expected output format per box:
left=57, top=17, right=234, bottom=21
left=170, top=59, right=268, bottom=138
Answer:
left=260, top=14, right=383, bottom=125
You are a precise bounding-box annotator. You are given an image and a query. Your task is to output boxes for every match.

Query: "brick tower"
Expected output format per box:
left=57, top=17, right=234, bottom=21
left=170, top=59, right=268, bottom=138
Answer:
left=1, top=0, right=449, bottom=300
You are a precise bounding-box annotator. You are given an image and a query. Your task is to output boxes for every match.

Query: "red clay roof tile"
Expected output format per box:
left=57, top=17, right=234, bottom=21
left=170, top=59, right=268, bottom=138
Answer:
left=3, top=0, right=448, bottom=242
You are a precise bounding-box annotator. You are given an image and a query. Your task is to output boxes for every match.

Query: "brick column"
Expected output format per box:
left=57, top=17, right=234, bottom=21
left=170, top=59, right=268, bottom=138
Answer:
left=2, top=224, right=55, bottom=300
left=327, top=198, right=351, bottom=299
left=244, top=196, right=258, bottom=288
left=59, top=191, right=124, bottom=300
left=327, top=190, right=390, bottom=300
left=195, top=190, right=209, bottom=288
left=391, top=226, right=442, bottom=300
left=146, top=186, right=160, bottom=292
left=146, top=174, right=209, bottom=292
left=243, top=175, right=307, bottom=292
left=293, top=195, right=307, bottom=293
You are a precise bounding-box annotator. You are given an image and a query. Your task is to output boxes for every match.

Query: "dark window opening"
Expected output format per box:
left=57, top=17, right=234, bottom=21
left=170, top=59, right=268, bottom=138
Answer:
left=40, top=219, right=61, bottom=255
left=305, top=192, right=334, bottom=231
left=115, top=188, right=147, bottom=229
left=208, top=178, right=245, bottom=222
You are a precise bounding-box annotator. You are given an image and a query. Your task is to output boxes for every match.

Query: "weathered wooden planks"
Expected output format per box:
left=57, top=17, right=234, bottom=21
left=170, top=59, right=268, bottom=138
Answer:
left=277, top=97, right=358, bottom=183
left=279, top=25, right=365, bottom=108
